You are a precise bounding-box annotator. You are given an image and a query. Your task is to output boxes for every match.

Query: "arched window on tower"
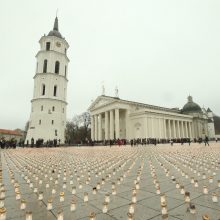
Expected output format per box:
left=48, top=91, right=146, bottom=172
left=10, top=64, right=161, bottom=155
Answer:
left=43, top=59, right=47, bottom=73
left=53, top=85, right=57, bottom=96
left=55, top=61, right=60, bottom=74
left=42, top=84, right=46, bottom=96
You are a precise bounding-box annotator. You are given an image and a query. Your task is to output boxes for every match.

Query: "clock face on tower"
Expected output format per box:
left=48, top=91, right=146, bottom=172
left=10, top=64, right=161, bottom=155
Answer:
left=56, top=42, right=61, bottom=47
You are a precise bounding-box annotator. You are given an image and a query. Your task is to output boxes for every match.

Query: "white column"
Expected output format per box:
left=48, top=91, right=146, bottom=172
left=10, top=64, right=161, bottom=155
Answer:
left=145, top=117, right=148, bottom=138
left=110, top=110, right=114, bottom=139
left=168, top=119, right=171, bottom=139
left=189, top=122, right=192, bottom=138
left=164, top=119, right=167, bottom=139
left=190, top=122, right=193, bottom=138
left=159, top=118, right=162, bottom=139
left=125, top=110, right=130, bottom=140
left=185, top=121, right=188, bottom=138
left=98, top=113, right=102, bottom=140
left=91, top=115, right=94, bottom=140
left=105, top=111, right=109, bottom=140
left=94, top=115, right=98, bottom=140
left=151, top=117, right=154, bottom=137
left=115, top=108, right=120, bottom=139
left=173, top=120, right=176, bottom=138
left=177, top=120, right=181, bottom=138
left=181, top=121, right=184, bottom=138
left=188, top=122, right=190, bottom=138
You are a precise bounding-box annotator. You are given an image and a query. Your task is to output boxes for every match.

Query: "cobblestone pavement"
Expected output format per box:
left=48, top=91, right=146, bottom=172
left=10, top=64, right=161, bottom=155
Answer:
left=1, top=143, right=220, bottom=220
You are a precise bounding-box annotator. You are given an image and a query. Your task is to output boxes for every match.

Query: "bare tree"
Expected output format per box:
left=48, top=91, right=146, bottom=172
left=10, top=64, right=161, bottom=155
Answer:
left=65, top=112, right=91, bottom=144
left=65, top=121, right=76, bottom=144
left=80, top=112, right=91, bottom=141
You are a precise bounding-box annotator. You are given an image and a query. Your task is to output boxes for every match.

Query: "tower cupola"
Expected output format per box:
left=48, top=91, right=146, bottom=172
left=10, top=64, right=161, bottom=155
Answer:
left=48, top=17, right=63, bottom=38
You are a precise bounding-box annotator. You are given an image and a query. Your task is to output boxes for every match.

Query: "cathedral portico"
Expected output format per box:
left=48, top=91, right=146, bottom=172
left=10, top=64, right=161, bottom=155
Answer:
left=91, top=107, right=128, bottom=141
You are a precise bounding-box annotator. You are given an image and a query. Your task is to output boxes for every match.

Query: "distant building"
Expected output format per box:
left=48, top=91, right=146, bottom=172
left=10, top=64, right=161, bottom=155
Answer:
left=0, top=129, right=22, bottom=142
left=89, top=95, right=219, bottom=140
left=206, top=108, right=220, bottom=139
left=25, top=17, right=69, bottom=144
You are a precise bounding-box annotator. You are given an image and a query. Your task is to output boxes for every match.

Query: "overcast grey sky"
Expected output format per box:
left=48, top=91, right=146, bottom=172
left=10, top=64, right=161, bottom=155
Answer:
left=0, top=0, right=220, bottom=130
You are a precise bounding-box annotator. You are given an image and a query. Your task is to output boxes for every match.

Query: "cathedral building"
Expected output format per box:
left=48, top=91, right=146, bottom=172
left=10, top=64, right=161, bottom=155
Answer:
left=25, top=17, right=69, bottom=144
left=89, top=94, right=216, bottom=141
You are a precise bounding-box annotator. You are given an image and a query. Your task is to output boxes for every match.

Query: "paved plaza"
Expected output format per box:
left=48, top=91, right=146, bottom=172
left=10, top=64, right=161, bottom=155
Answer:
left=1, top=143, right=220, bottom=220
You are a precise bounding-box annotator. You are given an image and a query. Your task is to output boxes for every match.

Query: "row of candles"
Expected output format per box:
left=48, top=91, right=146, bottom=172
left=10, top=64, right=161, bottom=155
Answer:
left=0, top=157, right=7, bottom=220
left=1, top=146, right=219, bottom=219
left=1, top=148, right=142, bottom=220
left=160, top=152, right=220, bottom=203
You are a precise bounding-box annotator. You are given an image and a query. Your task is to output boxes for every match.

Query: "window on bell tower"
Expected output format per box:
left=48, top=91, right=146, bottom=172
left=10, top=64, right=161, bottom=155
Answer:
left=53, top=85, right=57, bottom=96
left=43, top=59, right=47, bottom=73
left=55, top=61, right=60, bottom=74
left=42, top=84, right=46, bottom=96
left=46, top=42, right=50, bottom=51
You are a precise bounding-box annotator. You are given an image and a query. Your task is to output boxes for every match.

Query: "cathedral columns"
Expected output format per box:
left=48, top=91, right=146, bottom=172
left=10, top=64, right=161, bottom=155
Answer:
left=189, top=122, right=193, bottom=138
left=173, top=120, right=176, bottom=138
left=151, top=118, right=155, bottom=137
left=110, top=110, right=114, bottom=139
left=185, top=121, right=188, bottom=138
left=93, top=108, right=123, bottom=141
left=91, top=116, right=94, bottom=140
left=125, top=110, right=130, bottom=140
left=168, top=119, right=171, bottom=139
left=94, top=115, right=98, bottom=140
left=98, top=114, right=102, bottom=140
left=105, top=112, right=109, bottom=140
left=164, top=119, right=167, bottom=139
left=159, top=118, right=162, bottom=139
left=91, top=107, right=195, bottom=141
left=181, top=121, right=184, bottom=138
left=177, top=121, right=179, bottom=138
left=188, top=122, right=191, bottom=138
left=115, top=109, right=120, bottom=139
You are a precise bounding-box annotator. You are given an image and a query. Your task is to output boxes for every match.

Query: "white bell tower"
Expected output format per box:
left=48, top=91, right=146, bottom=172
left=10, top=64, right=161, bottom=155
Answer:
left=25, top=17, right=69, bottom=144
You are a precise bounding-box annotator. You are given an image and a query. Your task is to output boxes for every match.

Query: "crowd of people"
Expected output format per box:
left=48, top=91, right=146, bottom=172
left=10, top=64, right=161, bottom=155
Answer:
left=0, top=136, right=219, bottom=149
left=0, top=138, right=24, bottom=148
left=27, top=138, right=61, bottom=148
left=89, top=136, right=218, bottom=147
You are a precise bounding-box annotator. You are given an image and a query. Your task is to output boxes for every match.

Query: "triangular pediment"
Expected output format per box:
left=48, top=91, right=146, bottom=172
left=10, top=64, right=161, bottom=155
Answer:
left=88, top=96, right=117, bottom=111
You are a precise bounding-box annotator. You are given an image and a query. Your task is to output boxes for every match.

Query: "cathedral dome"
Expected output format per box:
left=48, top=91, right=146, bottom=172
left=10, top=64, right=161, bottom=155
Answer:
left=48, top=17, right=63, bottom=38
left=182, top=96, right=202, bottom=113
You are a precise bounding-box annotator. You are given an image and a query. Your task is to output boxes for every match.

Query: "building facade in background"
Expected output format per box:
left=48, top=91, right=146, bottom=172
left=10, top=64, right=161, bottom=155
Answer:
left=25, top=17, right=69, bottom=144
left=0, top=129, right=23, bottom=142
left=89, top=95, right=217, bottom=141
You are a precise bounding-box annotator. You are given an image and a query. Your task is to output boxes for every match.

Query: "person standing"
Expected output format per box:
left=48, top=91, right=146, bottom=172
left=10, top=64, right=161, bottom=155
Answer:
left=204, top=136, right=209, bottom=146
